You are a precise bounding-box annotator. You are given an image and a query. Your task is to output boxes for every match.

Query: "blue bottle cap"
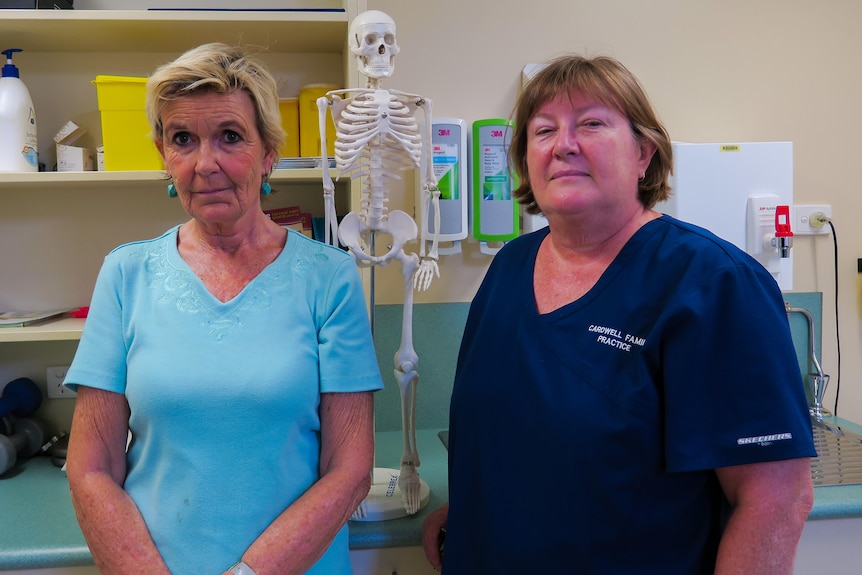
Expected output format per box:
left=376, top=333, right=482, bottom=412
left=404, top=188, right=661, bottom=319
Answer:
left=2, top=48, right=23, bottom=79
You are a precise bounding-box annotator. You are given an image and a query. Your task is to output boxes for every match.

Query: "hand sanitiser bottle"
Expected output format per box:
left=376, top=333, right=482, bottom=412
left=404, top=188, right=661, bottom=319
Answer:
left=0, top=48, right=38, bottom=172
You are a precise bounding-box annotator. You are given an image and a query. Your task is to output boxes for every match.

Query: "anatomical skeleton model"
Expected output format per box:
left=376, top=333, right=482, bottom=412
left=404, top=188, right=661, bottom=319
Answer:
left=317, top=10, right=441, bottom=516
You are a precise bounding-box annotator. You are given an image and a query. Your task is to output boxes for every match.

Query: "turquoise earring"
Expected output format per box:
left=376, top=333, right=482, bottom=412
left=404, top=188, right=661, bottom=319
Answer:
left=261, top=182, right=272, bottom=196
left=167, top=183, right=177, bottom=198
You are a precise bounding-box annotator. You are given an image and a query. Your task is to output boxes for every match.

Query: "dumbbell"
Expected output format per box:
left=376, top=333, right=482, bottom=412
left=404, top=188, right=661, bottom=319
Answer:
left=0, top=417, right=48, bottom=476
left=0, top=377, right=43, bottom=419
left=0, top=378, right=46, bottom=475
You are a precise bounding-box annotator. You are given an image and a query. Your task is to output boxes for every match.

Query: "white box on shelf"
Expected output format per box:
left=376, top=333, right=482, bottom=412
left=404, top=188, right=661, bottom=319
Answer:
left=54, top=120, right=95, bottom=172
left=57, top=144, right=95, bottom=172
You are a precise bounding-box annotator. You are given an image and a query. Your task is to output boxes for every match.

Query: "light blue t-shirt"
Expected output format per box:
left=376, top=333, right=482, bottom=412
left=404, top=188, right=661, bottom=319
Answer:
left=66, top=226, right=383, bottom=574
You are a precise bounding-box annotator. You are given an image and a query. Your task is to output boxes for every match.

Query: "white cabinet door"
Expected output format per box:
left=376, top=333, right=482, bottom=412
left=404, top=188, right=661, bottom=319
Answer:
left=794, top=517, right=862, bottom=575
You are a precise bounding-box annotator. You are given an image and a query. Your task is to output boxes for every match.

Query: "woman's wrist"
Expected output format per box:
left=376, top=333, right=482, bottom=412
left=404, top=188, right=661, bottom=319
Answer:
left=228, top=560, right=258, bottom=575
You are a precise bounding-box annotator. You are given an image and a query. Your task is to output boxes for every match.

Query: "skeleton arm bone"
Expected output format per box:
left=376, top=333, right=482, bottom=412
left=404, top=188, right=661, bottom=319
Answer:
left=324, top=88, right=371, bottom=101
left=318, top=89, right=377, bottom=246
left=413, top=96, right=441, bottom=292
left=317, top=95, right=339, bottom=246
left=415, top=187, right=441, bottom=292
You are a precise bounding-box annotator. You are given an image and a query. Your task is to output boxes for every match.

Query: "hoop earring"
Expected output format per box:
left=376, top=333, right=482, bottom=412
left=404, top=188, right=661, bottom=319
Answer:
left=167, top=183, right=177, bottom=198
left=261, top=182, right=272, bottom=196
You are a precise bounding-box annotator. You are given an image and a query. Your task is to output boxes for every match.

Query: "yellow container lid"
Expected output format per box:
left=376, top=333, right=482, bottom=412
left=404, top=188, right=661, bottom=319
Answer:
left=92, top=75, right=148, bottom=111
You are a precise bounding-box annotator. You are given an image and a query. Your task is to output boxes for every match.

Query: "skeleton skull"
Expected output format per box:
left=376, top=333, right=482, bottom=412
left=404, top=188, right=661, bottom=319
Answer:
left=350, top=10, right=399, bottom=80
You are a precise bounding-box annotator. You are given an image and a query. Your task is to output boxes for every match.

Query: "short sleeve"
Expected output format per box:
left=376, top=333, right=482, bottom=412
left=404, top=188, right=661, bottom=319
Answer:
left=316, top=258, right=384, bottom=393
left=661, top=262, right=815, bottom=471
left=64, top=252, right=128, bottom=395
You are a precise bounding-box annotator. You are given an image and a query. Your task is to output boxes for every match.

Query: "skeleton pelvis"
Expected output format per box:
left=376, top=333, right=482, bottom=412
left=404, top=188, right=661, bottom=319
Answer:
left=339, top=210, right=418, bottom=265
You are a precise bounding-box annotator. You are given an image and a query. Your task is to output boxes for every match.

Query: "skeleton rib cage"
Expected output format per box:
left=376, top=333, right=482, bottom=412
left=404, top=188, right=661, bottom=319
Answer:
left=332, top=91, right=423, bottom=228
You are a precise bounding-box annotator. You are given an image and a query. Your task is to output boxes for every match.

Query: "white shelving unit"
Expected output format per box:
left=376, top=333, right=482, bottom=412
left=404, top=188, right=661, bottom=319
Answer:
left=0, top=3, right=366, bottom=344
left=0, top=317, right=86, bottom=343
left=0, top=168, right=325, bottom=190
left=0, top=9, right=348, bottom=54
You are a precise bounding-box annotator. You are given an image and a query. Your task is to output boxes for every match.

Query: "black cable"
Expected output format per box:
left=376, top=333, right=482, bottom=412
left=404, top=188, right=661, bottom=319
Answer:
left=828, top=220, right=841, bottom=416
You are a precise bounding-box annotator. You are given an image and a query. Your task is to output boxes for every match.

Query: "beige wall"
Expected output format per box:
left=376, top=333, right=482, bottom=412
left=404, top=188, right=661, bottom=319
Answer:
left=368, top=0, right=862, bottom=422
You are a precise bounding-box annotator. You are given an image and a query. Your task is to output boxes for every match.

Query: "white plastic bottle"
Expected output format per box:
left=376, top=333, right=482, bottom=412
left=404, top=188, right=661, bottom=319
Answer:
left=0, top=48, right=38, bottom=172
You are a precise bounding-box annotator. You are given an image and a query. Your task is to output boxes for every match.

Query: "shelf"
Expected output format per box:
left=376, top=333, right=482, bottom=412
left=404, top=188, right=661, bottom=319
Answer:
left=0, top=318, right=85, bottom=343
left=0, top=10, right=348, bottom=54
left=0, top=4, right=366, bottom=340
left=0, top=168, right=326, bottom=191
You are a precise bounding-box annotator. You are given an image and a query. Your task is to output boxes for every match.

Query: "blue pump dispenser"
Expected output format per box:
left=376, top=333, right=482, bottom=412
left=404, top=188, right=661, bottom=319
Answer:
left=0, top=48, right=38, bottom=172
left=2, top=49, right=23, bottom=78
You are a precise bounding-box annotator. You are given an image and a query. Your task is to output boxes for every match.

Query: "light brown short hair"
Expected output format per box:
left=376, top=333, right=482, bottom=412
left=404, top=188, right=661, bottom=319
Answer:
left=510, top=55, right=673, bottom=213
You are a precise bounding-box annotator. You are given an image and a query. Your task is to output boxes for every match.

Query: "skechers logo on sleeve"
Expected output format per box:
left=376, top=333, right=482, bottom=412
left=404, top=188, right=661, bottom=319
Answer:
left=737, top=433, right=793, bottom=447
left=588, top=324, right=646, bottom=352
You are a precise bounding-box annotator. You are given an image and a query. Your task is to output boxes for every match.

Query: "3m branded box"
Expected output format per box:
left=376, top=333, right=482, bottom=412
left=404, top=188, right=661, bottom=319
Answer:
left=92, top=75, right=163, bottom=171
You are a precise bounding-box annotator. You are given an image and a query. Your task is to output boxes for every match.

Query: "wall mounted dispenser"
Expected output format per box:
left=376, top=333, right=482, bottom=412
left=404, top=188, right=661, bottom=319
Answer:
left=418, top=118, right=468, bottom=255
left=471, top=119, right=519, bottom=255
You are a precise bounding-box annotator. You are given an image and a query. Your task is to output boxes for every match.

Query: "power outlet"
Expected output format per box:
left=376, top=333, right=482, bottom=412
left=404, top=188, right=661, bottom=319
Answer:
left=793, top=204, right=832, bottom=235
left=46, top=366, right=76, bottom=398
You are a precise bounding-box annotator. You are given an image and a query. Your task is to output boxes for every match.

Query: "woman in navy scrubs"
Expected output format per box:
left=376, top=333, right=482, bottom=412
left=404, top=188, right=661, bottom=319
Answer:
left=422, top=54, right=814, bottom=574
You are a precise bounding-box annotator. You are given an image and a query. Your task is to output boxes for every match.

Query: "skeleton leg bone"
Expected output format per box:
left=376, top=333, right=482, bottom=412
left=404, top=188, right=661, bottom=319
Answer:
left=392, top=249, right=422, bottom=514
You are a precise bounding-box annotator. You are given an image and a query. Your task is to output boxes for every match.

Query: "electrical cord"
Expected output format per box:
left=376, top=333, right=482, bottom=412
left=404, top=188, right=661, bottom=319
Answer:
left=828, top=220, right=841, bottom=416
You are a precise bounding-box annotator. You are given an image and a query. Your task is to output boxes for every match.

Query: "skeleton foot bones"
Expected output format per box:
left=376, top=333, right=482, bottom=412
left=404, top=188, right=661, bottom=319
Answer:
left=395, top=361, right=422, bottom=514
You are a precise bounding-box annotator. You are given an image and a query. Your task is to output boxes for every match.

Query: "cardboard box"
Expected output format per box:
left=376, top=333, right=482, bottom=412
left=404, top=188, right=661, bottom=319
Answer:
left=54, top=120, right=94, bottom=172
left=57, top=145, right=94, bottom=171
left=53, top=120, right=85, bottom=146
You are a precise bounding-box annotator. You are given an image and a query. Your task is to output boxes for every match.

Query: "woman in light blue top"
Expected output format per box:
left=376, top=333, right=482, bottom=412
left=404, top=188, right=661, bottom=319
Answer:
left=65, top=43, right=383, bottom=575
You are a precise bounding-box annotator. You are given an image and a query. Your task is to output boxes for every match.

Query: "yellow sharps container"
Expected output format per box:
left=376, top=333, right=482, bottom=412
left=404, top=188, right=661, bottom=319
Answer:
left=298, top=84, right=337, bottom=157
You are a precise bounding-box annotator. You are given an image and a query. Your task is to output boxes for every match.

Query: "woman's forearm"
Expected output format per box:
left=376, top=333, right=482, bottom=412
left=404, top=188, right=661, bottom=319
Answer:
left=238, top=464, right=371, bottom=575
left=66, top=387, right=170, bottom=575
left=714, top=502, right=808, bottom=575
left=69, top=470, right=171, bottom=575
left=714, top=459, right=813, bottom=575
left=237, top=392, right=375, bottom=575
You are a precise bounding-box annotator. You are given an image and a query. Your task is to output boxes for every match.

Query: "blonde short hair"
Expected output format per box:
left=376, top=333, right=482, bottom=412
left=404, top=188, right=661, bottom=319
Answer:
left=146, top=42, right=285, bottom=166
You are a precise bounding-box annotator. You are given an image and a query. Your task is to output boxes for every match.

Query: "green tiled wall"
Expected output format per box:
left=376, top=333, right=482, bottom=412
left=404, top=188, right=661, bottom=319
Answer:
left=372, top=293, right=822, bottom=432
left=371, top=303, right=468, bottom=432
